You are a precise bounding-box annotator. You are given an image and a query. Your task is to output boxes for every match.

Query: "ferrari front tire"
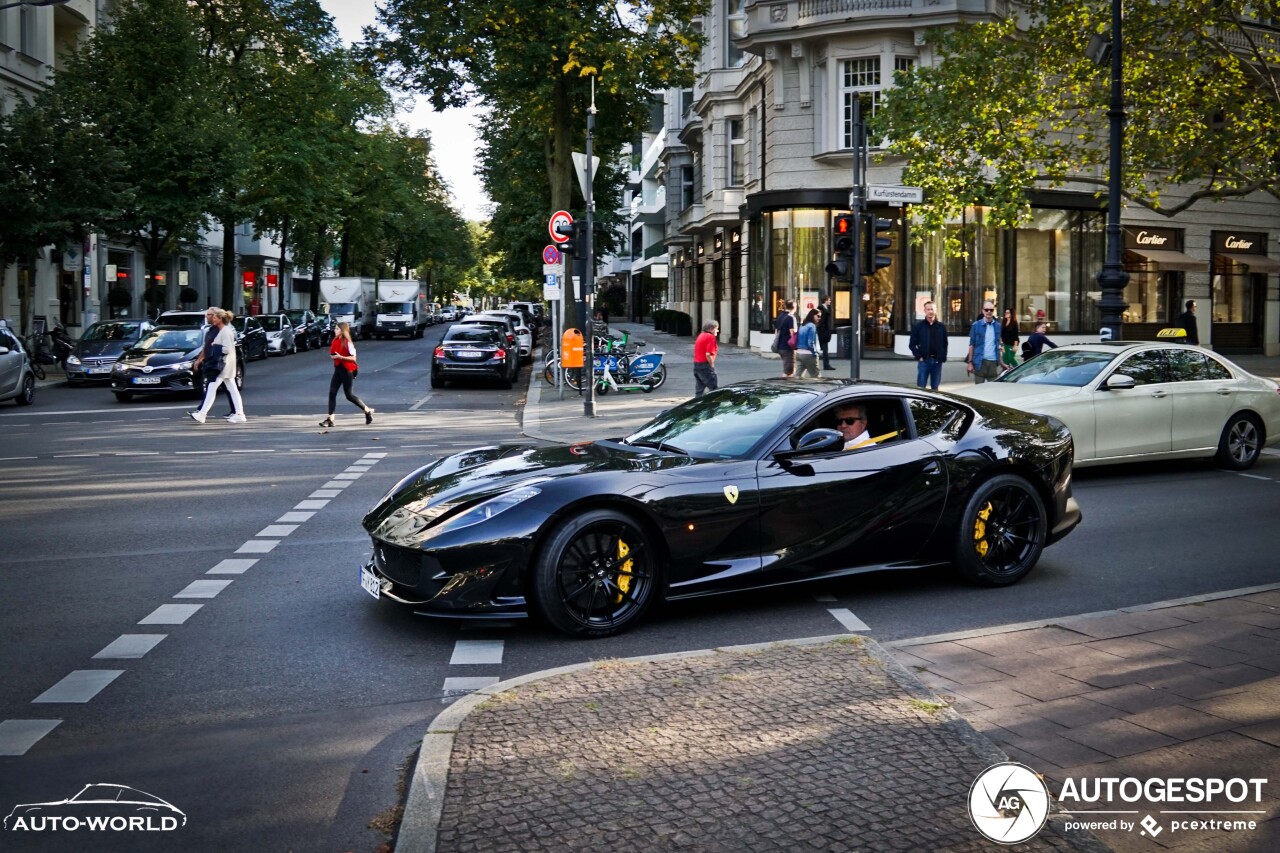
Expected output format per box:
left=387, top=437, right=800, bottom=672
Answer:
left=532, top=509, right=657, bottom=638
left=953, top=474, right=1046, bottom=587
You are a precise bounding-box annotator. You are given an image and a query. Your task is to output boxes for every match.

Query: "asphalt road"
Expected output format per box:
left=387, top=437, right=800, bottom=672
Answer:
left=1, top=329, right=1278, bottom=851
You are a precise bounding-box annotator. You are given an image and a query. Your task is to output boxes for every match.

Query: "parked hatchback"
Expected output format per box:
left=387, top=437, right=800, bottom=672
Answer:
left=65, top=320, right=155, bottom=383
left=0, top=321, right=35, bottom=406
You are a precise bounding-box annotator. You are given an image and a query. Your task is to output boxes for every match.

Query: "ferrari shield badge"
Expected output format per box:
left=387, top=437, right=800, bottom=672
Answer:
left=723, top=485, right=739, bottom=505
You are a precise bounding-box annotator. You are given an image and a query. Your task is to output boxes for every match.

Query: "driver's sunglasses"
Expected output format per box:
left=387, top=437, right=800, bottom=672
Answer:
left=835, top=416, right=865, bottom=426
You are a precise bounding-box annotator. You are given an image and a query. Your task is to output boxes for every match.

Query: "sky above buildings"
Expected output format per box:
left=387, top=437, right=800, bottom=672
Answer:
left=320, top=0, right=492, bottom=222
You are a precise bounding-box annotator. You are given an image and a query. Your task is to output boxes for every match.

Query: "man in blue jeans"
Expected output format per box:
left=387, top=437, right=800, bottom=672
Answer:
left=965, top=301, right=1003, bottom=383
left=908, top=300, right=948, bottom=390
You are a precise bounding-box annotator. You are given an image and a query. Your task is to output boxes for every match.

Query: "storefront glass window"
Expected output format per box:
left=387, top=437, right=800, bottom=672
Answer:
left=908, top=208, right=1000, bottom=334
left=1212, top=259, right=1255, bottom=324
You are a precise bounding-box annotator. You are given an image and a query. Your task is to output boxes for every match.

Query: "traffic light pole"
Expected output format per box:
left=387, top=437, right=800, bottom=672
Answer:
left=849, top=98, right=867, bottom=382
left=583, top=82, right=597, bottom=418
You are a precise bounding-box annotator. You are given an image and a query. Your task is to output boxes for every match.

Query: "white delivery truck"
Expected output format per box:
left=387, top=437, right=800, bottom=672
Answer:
left=320, top=277, right=376, bottom=340
left=374, top=280, right=428, bottom=339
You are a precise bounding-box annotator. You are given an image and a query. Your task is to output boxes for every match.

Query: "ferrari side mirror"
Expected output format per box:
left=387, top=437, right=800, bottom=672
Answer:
left=774, top=428, right=843, bottom=461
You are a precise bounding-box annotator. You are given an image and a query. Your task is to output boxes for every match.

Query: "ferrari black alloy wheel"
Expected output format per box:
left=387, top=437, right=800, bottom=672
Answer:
left=533, top=509, right=657, bottom=637
left=954, top=474, right=1046, bottom=586
left=1216, top=413, right=1263, bottom=471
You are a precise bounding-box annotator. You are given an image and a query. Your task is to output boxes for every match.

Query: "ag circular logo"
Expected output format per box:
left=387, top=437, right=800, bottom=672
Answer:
left=968, top=762, right=1051, bottom=844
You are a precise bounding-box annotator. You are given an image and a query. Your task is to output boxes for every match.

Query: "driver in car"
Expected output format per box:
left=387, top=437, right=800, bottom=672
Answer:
left=835, top=403, right=873, bottom=450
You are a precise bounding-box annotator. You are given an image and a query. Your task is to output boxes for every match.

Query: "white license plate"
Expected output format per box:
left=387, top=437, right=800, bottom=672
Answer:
left=89, top=367, right=111, bottom=374
left=360, top=565, right=382, bottom=599
left=458, top=349, right=482, bottom=358
left=133, top=377, right=161, bottom=384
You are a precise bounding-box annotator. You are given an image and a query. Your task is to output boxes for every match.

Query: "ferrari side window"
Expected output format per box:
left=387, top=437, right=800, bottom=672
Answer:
left=1113, top=351, right=1166, bottom=386
left=909, top=399, right=962, bottom=438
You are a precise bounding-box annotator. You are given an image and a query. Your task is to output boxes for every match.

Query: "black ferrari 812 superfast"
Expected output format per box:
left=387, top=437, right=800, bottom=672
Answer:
left=361, top=380, right=1081, bottom=637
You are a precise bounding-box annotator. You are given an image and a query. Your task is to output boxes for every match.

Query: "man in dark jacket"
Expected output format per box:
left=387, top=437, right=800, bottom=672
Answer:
left=818, top=294, right=835, bottom=370
left=908, top=301, right=948, bottom=390
left=1177, top=299, right=1199, bottom=345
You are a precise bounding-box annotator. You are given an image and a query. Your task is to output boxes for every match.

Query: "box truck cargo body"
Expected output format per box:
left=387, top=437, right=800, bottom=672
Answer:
left=374, top=280, right=428, bottom=338
left=320, top=278, right=375, bottom=339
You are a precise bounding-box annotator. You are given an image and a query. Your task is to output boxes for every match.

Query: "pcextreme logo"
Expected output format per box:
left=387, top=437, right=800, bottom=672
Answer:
left=4, top=783, right=186, bottom=833
left=968, top=763, right=1269, bottom=844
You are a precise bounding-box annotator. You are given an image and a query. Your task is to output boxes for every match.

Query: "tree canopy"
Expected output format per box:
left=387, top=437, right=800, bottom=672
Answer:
left=876, top=0, right=1280, bottom=236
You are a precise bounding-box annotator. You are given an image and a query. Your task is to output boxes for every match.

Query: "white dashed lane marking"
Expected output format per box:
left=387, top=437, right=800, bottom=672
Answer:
left=828, top=608, right=871, bottom=632
left=208, top=558, right=257, bottom=575
left=0, top=720, right=62, bottom=756
left=256, top=525, right=298, bottom=538
left=174, top=580, right=234, bottom=599
left=332, top=473, right=362, bottom=480
left=138, top=604, right=203, bottom=625
left=32, top=671, right=124, bottom=704
left=277, top=512, right=314, bottom=523
left=93, top=635, right=167, bottom=660
left=309, top=490, right=341, bottom=498
left=450, top=640, right=504, bottom=665
left=296, top=499, right=331, bottom=510
left=321, top=480, right=353, bottom=489
left=236, top=540, right=279, bottom=554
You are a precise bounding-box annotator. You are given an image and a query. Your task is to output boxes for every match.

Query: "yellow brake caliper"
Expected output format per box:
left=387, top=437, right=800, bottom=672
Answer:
left=973, top=502, right=993, bottom=558
left=615, top=539, right=633, bottom=603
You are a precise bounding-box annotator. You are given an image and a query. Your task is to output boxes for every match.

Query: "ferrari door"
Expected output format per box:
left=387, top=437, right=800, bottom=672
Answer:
left=1092, top=350, right=1173, bottom=459
left=754, top=399, right=950, bottom=581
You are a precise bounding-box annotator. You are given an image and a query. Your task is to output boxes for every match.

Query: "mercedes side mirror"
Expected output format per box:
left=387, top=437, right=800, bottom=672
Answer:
left=1105, top=374, right=1137, bottom=390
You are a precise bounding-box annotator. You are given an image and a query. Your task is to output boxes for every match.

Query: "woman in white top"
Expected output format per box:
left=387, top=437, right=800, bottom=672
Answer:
left=189, top=309, right=245, bottom=423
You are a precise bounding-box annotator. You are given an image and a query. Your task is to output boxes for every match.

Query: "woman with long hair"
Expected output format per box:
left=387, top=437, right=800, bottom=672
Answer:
left=320, top=322, right=374, bottom=427
left=189, top=309, right=245, bottom=423
left=1000, top=308, right=1020, bottom=372
left=794, top=308, right=823, bottom=379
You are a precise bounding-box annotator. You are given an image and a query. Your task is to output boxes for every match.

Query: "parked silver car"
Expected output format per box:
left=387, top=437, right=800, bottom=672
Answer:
left=259, top=313, right=298, bottom=356
left=0, top=320, right=36, bottom=406
left=65, top=320, right=155, bottom=383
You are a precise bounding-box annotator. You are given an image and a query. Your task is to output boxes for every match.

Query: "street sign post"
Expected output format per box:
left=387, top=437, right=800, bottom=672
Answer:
left=867, top=185, right=924, bottom=204
left=548, top=211, right=574, bottom=243
left=542, top=245, right=562, bottom=265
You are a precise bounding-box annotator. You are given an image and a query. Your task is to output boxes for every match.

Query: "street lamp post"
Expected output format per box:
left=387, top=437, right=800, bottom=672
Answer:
left=1094, top=0, right=1129, bottom=342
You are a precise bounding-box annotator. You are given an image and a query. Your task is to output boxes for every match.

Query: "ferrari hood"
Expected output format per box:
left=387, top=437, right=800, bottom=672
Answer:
left=363, top=441, right=690, bottom=534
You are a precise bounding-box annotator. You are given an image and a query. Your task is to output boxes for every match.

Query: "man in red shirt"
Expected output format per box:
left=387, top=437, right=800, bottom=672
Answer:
left=693, top=319, right=719, bottom=397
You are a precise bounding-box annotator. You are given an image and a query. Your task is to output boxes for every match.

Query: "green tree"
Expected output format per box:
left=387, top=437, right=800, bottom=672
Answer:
left=876, top=0, right=1280, bottom=237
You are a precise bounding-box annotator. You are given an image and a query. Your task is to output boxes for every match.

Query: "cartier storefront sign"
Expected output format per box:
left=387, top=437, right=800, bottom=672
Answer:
left=1212, top=230, right=1266, bottom=255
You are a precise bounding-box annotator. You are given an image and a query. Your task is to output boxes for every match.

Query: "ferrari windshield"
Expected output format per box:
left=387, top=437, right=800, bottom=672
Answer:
left=998, top=349, right=1118, bottom=387
left=623, top=385, right=815, bottom=459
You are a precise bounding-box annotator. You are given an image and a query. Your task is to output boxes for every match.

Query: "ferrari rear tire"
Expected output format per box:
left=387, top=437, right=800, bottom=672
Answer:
left=532, top=509, right=658, bottom=638
left=953, top=474, right=1046, bottom=587
left=1215, top=412, right=1263, bottom=470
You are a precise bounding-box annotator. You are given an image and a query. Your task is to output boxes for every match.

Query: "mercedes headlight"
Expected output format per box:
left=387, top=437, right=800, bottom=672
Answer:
left=421, top=487, right=541, bottom=541
left=66, top=354, right=81, bottom=366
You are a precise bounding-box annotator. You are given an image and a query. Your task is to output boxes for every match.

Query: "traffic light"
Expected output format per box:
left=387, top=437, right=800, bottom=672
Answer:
left=825, top=214, right=858, bottom=279
left=554, top=221, right=576, bottom=255
left=864, top=215, right=893, bottom=276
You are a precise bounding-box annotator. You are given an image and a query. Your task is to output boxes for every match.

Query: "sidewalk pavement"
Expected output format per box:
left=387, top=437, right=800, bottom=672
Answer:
left=391, top=324, right=1280, bottom=851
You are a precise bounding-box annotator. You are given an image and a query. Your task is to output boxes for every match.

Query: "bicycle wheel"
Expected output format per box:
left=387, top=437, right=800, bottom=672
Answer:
left=31, top=360, right=46, bottom=381
left=643, top=363, right=667, bottom=390
left=543, top=359, right=559, bottom=385
left=564, top=366, right=585, bottom=391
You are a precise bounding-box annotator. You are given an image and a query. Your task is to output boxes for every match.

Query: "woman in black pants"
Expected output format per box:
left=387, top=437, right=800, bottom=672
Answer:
left=320, top=322, right=374, bottom=427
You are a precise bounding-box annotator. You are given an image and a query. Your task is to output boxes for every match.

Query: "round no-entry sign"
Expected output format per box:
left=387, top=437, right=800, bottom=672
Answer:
left=542, top=245, right=562, bottom=265
left=548, top=210, right=574, bottom=243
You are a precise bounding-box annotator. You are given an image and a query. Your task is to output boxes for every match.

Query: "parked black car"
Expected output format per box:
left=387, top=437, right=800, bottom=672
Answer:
left=110, top=325, right=244, bottom=402
left=229, top=315, right=269, bottom=361
left=65, top=320, right=155, bottom=383
left=431, top=326, right=517, bottom=389
left=361, top=381, right=1081, bottom=637
left=315, top=312, right=336, bottom=346
left=285, top=309, right=322, bottom=351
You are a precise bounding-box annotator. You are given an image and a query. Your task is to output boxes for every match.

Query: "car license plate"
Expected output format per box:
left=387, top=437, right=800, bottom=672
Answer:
left=133, top=377, right=161, bottom=384
left=360, top=565, right=382, bottom=599
left=89, top=367, right=111, bottom=374
left=458, top=349, right=482, bottom=358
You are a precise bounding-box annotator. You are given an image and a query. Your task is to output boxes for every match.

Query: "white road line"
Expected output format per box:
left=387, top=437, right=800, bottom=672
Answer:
left=828, top=608, right=871, bottom=632
left=2, top=405, right=191, bottom=417
left=0, top=456, right=38, bottom=461
left=236, top=540, right=279, bottom=554
left=232, top=449, right=275, bottom=454
left=0, top=720, right=62, bottom=756
left=441, top=676, right=500, bottom=699
left=345, top=466, right=373, bottom=472
left=813, top=593, right=837, bottom=603
left=276, top=512, right=314, bottom=523
left=174, top=579, right=234, bottom=599
left=291, top=449, right=332, bottom=453
left=93, top=634, right=167, bottom=660
left=208, top=558, right=257, bottom=575
left=296, top=499, right=330, bottom=510
left=399, top=444, right=436, bottom=449
left=450, top=640, right=505, bottom=665
left=321, top=480, right=353, bottom=489
left=363, top=453, right=388, bottom=459
left=332, top=473, right=362, bottom=480
left=309, top=490, right=341, bottom=499
left=42, top=422, right=82, bottom=426
left=139, top=604, right=202, bottom=625
left=409, top=394, right=433, bottom=411
left=114, top=451, right=160, bottom=456
left=1238, top=473, right=1272, bottom=481
left=52, top=453, right=100, bottom=458
left=256, top=524, right=298, bottom=538
left=33, top=671, right=124, bottom=703
left=175, top=450, right=219, bottom=455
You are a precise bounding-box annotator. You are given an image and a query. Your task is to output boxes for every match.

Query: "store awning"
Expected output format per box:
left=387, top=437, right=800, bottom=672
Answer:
left=1218, top=252, right=1280, bottom=273
left=1126, top=248, right=1208, bottom=271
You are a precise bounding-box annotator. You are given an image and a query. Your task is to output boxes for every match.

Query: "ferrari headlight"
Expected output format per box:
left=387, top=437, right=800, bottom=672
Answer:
left=422, top=487, right=541, bottom=541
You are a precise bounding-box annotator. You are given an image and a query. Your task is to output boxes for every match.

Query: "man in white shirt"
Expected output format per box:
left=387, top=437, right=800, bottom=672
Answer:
left=835, top=403, right=872, bottom=450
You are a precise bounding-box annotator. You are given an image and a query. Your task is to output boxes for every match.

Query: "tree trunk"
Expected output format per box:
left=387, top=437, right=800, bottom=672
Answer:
left=278, top=214, right=291, bottom=314
left=310, top=223, right=324, bottom=313
left=339, top=225, right=350, bottom=277
left=222, top=216, right=237, bottom=311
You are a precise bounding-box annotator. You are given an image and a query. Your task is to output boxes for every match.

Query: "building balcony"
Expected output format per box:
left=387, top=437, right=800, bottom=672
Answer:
left=639, top=129, right=667, bottom=179
left=740, top=0, right=994, bottom=51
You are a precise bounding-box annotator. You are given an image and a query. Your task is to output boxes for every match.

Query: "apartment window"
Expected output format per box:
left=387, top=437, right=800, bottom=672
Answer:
left=841, top=58, right=881, bottom=149
left=680, top=88, right=695, bottom=117
left=20, top=6, right=37, bottom=56
left=680, top=165, right=696, bottom=210
left=728, top=119, right=745, bottom=186
left=726, top=0, right=747, bottom=68
left=894, top=57, right=915, bottom=78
